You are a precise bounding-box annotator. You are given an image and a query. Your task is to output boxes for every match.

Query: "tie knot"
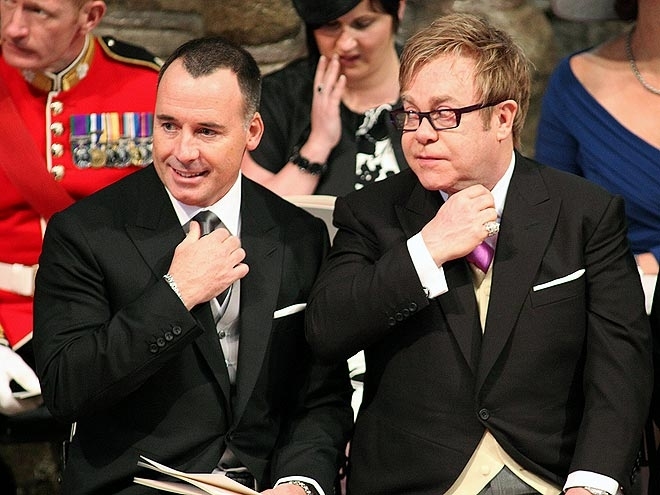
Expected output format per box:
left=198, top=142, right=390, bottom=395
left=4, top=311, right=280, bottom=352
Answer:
left=192, top=210, right=222, bottom=236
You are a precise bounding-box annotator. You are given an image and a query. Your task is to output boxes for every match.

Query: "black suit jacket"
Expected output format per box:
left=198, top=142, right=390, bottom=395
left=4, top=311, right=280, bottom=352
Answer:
left=33, top=166, right=353, bottom=494
left=306, top=153, right=652, bottom=494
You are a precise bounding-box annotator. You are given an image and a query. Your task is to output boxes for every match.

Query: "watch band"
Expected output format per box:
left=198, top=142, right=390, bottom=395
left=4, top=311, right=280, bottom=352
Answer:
left=286, top=480, right=314, bottom=494
left=289, top=147, right=327, bottom=176
left=579, top=487, right=611, bottom=495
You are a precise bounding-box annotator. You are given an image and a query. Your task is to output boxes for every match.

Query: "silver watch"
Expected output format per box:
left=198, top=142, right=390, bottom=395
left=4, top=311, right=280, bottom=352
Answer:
left=581, top=487, right=611, bottom=495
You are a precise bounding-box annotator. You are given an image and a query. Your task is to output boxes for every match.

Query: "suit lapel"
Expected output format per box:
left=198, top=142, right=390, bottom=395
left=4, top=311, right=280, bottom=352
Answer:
left=124, top=167, right=233, bottom=404
left=477, top=155, right=560, bottom=389
left=398, top=181, right=482, bottom=375
left=232, top=180, right=281, bottom=420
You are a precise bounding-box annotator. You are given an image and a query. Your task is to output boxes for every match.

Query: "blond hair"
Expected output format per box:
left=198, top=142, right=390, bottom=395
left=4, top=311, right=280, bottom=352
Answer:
left=400, top=13, right=531, bottom=148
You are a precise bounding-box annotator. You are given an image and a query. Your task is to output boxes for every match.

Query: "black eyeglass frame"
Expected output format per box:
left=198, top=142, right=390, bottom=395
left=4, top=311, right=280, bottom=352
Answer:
left=389, top=101, right=503, bottom=132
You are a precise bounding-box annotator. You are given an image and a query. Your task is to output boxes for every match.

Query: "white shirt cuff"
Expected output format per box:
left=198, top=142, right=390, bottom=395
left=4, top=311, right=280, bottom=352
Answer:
left=407, top=233, right=448, bottom=299
left=564, top=470, right=620, bottom=495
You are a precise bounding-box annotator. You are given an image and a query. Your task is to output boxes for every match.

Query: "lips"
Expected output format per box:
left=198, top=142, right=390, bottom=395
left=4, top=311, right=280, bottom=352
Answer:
left=172, top=167, right=207, bottom=179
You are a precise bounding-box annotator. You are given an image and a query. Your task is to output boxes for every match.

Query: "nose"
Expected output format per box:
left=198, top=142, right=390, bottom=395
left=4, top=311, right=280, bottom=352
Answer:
left=2, top=6, right=29, bottom=39
left=335, top=26, right=357, bottom=52
left=412, top=115, right=439, bottom=144
left=174, top=131, right=200, bottom=163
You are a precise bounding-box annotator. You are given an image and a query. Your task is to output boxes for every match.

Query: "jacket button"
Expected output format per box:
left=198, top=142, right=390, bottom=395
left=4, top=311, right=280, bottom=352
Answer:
left=149, top=343, right=159, bottom=354
left=395, top=312, right=404, bottom=321
left=402, top=308, right=410, bottom=318
left=50, top=101, right=64, bottom=115
left=409, top=302, right=418, bottom=311
left=171, top=325, right=182, bottom=335
left=164, top=332, right=173, bottom=341
left=478, top=408, right=490, bottom=420
left=51, top=143, right=64, bottom=157
left=387, top=317, right=396, bottom=326
left=50, top=122, right=65, bottom=136
left=156, top=337, right=166, bottom=347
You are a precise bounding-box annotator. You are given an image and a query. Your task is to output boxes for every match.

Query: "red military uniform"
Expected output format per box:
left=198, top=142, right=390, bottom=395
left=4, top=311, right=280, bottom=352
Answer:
left=0, top=34, right=160, bottom=349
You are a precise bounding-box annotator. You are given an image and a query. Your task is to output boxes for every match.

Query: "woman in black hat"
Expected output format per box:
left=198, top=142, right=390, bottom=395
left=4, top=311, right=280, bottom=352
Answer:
left=242, top=0, right=407, bottom=197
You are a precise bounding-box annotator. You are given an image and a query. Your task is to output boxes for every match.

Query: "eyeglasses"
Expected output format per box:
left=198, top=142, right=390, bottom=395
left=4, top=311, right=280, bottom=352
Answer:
left=389, top=101, right=502, bottom=132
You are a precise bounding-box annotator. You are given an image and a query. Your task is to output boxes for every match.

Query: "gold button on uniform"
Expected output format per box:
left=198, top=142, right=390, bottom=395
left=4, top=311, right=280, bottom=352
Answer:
left=50, top=101, right=64, bottom=115
left=51, top=165, right=65, bottom=181
left=50, top=122, right=65, bottom=136
left=51, top=143, right=64, bottom=157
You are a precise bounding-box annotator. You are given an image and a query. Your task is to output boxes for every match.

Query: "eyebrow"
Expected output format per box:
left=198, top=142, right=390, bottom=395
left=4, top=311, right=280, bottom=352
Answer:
left=156, top=113, right=225, bottom=130
left=401, top=94, right=465, bottom=110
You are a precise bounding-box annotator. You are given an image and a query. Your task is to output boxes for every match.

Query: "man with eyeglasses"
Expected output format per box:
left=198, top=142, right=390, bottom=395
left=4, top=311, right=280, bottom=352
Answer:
left=306, top=12, right=651, bottom=495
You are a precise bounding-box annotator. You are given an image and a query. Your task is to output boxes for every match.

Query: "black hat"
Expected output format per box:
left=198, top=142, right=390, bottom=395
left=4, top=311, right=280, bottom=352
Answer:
left=292, top=0, right=361, bottom=25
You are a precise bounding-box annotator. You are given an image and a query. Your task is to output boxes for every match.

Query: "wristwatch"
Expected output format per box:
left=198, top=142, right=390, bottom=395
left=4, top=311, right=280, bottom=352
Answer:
left=289, top=147, right=327, bottom=176
left=286, top=480, right=314, bottom=494
left=579, top=487, right=611, bottom=495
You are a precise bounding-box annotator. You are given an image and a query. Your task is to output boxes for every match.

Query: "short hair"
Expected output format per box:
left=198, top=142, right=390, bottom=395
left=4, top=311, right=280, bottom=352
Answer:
left=158, top=37, right=262, bottom=122
left=399, top=13, right=531, bottom=149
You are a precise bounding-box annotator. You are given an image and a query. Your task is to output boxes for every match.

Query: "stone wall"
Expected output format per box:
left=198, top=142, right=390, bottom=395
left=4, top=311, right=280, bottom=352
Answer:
left=95, top=0, right=629, bottom=153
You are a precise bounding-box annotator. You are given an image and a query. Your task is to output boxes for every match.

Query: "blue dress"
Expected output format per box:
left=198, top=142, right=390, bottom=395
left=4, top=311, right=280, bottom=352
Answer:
left=536, top=53, right=660, bottom=261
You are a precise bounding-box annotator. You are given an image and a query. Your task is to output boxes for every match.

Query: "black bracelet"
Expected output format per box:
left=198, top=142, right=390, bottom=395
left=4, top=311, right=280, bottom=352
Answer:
left=289, top=147, right=327, bottom=176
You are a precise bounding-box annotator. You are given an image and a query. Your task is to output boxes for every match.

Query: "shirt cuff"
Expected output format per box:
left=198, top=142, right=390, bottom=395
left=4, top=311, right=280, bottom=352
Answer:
left=407, top=233, right=448, bottom=299
left=564, top=470, right=620, bottom=495
left=275, top=476, right=323, bottom=495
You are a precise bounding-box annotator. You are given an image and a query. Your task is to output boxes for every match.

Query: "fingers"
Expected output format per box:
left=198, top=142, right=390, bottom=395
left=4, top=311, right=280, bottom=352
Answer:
left=314, top=55, right=345, bottom=99
left=168, top=227, right=248, bottom=308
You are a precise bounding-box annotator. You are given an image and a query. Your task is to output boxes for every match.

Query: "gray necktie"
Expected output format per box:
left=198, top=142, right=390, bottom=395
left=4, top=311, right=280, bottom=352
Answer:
left=192, top=210, right=222, bottom=236
left=190, top=210, right=230, bottom=305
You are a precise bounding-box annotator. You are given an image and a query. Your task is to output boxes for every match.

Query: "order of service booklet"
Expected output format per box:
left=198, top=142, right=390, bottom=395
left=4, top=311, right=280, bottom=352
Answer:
left=133, top=456, right=258, bottom=495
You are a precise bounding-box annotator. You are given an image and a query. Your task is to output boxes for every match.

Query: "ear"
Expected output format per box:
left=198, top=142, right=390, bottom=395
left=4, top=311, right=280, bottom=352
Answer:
left=494, top=100, right=517, bottom=142
left=78, top=1, right=107, bottom=35
left=245, top=112, right=264, bottom=152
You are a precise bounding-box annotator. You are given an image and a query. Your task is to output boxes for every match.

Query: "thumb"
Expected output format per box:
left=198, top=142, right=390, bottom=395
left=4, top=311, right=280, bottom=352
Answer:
left=184, top=220, right=203, bottom=242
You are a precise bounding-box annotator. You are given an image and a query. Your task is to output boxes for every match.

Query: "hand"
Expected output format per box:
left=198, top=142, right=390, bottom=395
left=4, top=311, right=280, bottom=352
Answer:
left=304, top=54, right=346, bottom=160
left=260, top=483, right=308, bottom=494
left=564, top=489, right=599, bottom=495
left=167, top=221, right=249, bottom=309
left=421, top=184, right=498, bottom=266
left=0, top=345, right=43, bottom=415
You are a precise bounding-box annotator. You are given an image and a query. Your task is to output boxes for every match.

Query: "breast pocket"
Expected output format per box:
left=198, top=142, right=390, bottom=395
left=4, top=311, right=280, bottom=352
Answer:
left=530, top=268, right=585, bottom=308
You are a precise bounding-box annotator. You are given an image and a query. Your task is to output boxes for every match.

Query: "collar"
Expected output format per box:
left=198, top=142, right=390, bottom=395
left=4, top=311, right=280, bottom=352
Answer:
left=439, top=151, right=515, bottom=219
left=21, top=34, right=94, bottom=93
left=167, top=172, right=243, bottom=237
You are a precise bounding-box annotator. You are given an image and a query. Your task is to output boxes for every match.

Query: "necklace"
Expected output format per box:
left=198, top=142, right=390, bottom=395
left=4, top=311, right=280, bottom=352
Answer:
left=625, top=27, right=660, bottom=96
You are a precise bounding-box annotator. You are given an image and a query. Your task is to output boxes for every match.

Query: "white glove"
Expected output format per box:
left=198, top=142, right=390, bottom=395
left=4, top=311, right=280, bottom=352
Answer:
left=0, top=345, right=43, bottom=415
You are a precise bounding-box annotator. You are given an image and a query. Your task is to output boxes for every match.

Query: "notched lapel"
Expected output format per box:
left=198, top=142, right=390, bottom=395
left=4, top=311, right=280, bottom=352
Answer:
left=478, top=159, right=560, bottom=388
left=232, top=185, right=282, bottom=420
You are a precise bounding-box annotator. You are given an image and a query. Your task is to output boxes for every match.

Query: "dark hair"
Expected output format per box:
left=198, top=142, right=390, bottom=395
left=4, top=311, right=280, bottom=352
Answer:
left=614, top=0, right=637, bottom=20
left=158, top=37, right=262, bottom=120
left=305, top=0, right=401, bottom=59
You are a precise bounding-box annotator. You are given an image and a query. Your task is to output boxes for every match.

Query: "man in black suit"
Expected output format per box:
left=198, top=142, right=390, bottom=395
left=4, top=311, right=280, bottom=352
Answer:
left=306, top=13, right=651, bottom=495
left=32, top=37, right=353, bottom=495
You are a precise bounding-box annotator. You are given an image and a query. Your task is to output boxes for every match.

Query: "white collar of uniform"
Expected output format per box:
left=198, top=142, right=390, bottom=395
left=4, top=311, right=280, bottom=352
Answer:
left=166, top=172, right=242, bottom=236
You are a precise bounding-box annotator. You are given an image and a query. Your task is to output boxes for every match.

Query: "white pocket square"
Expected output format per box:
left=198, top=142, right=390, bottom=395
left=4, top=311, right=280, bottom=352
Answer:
left=533, top=268, right=585, bottom=292
left=273, top=303, right=306, bottom=319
